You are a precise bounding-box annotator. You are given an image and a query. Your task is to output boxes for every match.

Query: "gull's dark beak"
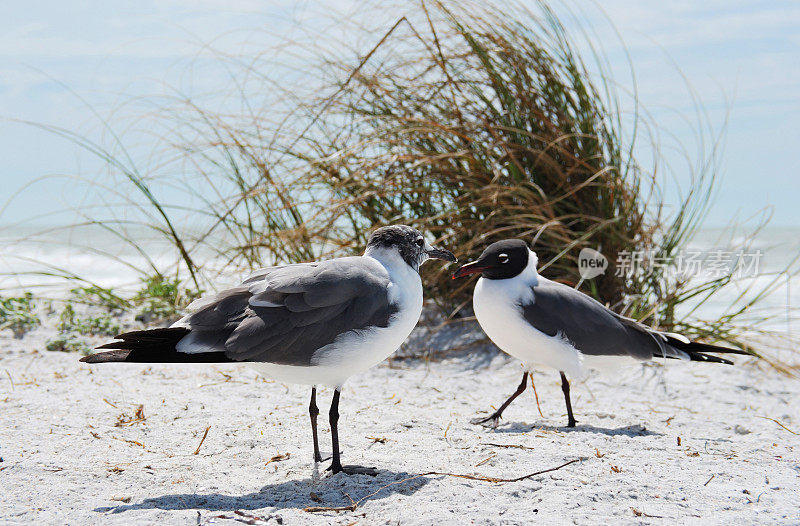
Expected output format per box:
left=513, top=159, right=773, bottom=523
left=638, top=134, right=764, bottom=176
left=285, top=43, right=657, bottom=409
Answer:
left=452, top=260, right=489, bottom=279
left=426, top=246, right=457, bottom=263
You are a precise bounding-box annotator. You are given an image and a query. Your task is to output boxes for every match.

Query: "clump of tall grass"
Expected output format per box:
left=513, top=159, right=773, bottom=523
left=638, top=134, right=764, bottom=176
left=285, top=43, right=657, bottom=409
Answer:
left=302, top=1, right=648, bottom=312
left=4, top=0, right=797, bottom=359
left=293, top=2, right=796, bottom=356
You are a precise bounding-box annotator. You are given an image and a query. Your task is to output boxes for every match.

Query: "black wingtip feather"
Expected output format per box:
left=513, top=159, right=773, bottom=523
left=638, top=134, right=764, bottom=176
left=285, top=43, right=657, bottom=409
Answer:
left=685, top=351, right=735, bottom=365
left=81, top=327, right=232, bottom=364
left=665, top=335, right=750, bottom=356
left=657, top=351, right=735, bottom=365
left=662, top=335, right=751, bottom=365
left=80, top=350, right=132, bottom=363
left=111, top=327, right=191, bottom=342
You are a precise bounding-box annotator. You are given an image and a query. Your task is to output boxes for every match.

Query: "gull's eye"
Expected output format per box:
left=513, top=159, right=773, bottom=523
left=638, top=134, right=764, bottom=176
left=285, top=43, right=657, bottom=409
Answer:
left=498, top=253, right=509, bottom=264
left=415, top=237, right=424, bottom=247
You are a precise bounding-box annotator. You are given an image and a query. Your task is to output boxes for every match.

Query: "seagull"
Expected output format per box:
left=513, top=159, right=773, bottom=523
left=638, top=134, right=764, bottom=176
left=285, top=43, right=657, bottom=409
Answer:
left=452, top=239, right=748, bottom=428
left=81, top=225, right=456, bottom=475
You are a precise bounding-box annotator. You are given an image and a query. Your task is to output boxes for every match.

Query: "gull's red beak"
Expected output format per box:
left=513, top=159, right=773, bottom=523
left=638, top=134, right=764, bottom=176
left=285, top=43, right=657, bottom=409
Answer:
left=452, top=261, right=489, bottom=279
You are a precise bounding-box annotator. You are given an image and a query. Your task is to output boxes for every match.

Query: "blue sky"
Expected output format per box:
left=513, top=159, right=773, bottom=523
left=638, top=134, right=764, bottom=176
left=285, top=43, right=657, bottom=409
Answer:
left=1, top=1, right=798, bottom=227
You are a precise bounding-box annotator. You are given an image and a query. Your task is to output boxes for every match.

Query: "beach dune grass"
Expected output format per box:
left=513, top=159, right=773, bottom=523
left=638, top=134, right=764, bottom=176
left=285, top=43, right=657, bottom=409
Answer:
left=302, top=1, right=647, bottom=313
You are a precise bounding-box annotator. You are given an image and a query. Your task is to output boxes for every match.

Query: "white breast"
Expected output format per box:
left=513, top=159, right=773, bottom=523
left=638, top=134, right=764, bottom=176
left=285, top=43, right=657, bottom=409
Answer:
left=472, top=251, right=584, bottom=378
left=254, top=251, right=422, bottom=388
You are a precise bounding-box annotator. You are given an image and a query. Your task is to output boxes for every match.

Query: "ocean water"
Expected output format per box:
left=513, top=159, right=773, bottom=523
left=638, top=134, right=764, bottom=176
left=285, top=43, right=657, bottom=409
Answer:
left=679, top=227, right=799, bottom=328
left=1, top=224, right=798, bottom=340
left=0, top=224, right=240, bottom=297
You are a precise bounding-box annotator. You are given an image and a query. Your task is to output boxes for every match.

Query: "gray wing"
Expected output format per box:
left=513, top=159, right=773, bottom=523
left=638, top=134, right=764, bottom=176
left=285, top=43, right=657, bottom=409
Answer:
left=520, top=278, right=670, bottom=360
left=174, top=257, right=398, bottom=366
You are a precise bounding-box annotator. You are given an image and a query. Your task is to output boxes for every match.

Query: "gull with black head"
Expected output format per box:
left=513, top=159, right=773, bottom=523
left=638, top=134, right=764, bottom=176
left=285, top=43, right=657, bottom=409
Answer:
left=81, top=225, right=456, bottom=475
left=453, top=239, right=748, bottom=428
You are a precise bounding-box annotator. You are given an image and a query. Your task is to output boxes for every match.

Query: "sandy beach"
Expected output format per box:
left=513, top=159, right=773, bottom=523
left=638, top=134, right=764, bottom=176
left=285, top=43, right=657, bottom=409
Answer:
left=1, top=322, right=798, bottom=525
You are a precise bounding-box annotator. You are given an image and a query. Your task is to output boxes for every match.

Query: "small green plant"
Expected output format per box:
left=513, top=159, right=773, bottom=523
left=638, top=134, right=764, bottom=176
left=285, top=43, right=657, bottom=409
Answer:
left=0, top=293, right=40, bottom=338
left=46, top=334, right=92, bottom=354
left=57, top=303, right=120, bottom=337
left=133, top=275, right=203, bottom=323
left=69, top=285, right=130, bottom=312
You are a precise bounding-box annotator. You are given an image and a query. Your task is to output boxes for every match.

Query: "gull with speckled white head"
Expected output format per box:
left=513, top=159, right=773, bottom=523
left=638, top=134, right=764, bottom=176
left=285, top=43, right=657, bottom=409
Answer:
left=81, top=225, right=456, bottom=475
left=453, top=239, right=748, bottom=428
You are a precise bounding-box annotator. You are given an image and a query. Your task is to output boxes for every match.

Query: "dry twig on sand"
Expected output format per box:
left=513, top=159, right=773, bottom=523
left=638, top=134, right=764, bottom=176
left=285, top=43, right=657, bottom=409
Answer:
left=758, top=416, right=798, bottom=435
left=115, top=404, right=146, bottom=427
left=193, top=425, right=211, bottom=455
left=481, top=443, right=537, bottom=450
left=304, top=458, right=581, bottom=513
left=529, top=374, right=545, bottom=418
left=205, top=510, right=275, bottom=525
left=265, top=453, right=290, bottom=465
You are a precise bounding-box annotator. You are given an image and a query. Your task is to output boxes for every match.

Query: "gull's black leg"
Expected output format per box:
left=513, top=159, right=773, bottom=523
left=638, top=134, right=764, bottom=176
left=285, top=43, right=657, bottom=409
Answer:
left=325, top=388, right=378, bottom=476
left=471, top=371, right=528, bottom=428
left=560, top=371, right=577, bottom=428
left=328, top=388, right=343, bottom=474
left=309, top=387, right=322, bottom=463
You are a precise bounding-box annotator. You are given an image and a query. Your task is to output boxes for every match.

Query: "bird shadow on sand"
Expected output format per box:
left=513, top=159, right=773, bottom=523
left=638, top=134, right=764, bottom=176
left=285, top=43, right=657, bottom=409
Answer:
left=492, top=421, right=663, bottom=437
left=95, top=467, right=430, bottom=515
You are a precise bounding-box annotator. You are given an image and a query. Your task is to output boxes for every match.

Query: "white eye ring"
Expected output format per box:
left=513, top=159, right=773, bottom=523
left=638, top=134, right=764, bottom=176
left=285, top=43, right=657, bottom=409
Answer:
left=498, top=253, right=509, bottom=263
left=415, top=237, right=424, bottom=247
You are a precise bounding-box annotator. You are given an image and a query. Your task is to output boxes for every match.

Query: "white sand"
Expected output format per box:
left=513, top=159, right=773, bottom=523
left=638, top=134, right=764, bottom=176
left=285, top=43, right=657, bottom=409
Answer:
left=1, top=324, right=799, bottom=525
